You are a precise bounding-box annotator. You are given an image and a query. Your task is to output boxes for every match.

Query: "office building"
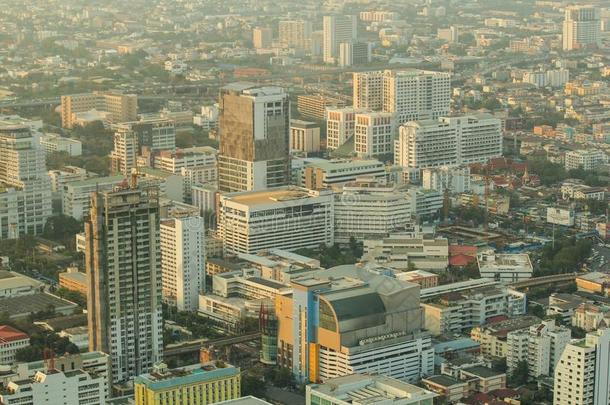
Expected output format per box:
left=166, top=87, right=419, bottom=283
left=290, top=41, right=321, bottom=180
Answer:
left=0, top=325, right=29, bottom=366
left=476, top=251, right=534, bottom=284
left=160, top=215, right=205, bottom=312
left=252, top=27, right=272, bottom=49
left=563, top=5, right=601, bottom=51
left=296, top=94, right=346, bottom=121
left=323, top=15, right=357, bottom=64
left=506, top=320, right=570, bottom=378
left=334, top=180, right=412, bottom=243
left=218, top=83, right=290, bottom=192
left=354, top=111, right=394, bottom=157
left=395, top=114, right=502, bottom=181
left=326, top=107, right=362, bottom=150
left=290, top=120, right=320, bottom=153
left=362, top=234, right=449, bottom=271
left=279, top=20, right=312, bottom=50
left=421, top=285, right=527, bottom=336
left=218, top=187, right=334, bottom=254
left=554, top=328, right=610, bottom=405
left=564, top=149, right=607, bottom=171
left=338, top=41, right=371, bottom=67
left=0, top=369, right=106, bottom=405
left=0, top=123, right=52, bottom=237
left=39, top=134, right=82, bottom=156
left=134, top=361, right=241, bottom=405
left=85, top=186, right=163, bottom=383
left=297, top=158, right=386, bottom=189
left=352, top=70, right=451, bottom=124
left=276, top=266, right=434, bottom=383
left=60, top=91, right=137, bottom=129
left=306, top=374, right=437, bottom=405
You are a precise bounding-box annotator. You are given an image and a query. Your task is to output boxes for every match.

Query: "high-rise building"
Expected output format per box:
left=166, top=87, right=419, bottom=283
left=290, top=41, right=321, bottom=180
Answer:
left=0, top=123, right=52, bottom=238
left=160, top=215, right=205, bottom=312
left=218, top=83, right=290, bottom=192
left=297, top=94, right=346, bottom=121
left=325, top=107, right=363, bottom=150
left=276, top=266, right=434, bottom=383
left=279, top=20, right=312, bottom=50
left=354, top=111, right=394, bottom=157
left=563, top=5, right=601, bottom=51
left=353, top=70, right=451, bottom=124
left=290, top=120, right=320, bottom=153
left=323, top=15, right=357, bottom=64
left=554, top=328, right=610, bottom=405
left=110, top=118, right=176, bottom=176
left=60, top=91, right=137, bottom=129
left=85, top=185, right=163, bottom=383
left=218, top=187, right=334, bottom=254
left=395, top=114, right=502, bottom=181
left=252, top=27, right=272, bottom=49
left=338, top=41, right=371, bottom=67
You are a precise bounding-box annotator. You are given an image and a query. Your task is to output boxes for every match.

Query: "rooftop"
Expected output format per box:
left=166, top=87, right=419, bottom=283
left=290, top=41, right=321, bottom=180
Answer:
left=0, top=293, right=79, bottom=319
left=224, top=187, right=324, bottom=207
left=134, top=362, right=239, bottom=391
left=0, top=325, right=28, bottom=343
left=216, top=397, right=273, bottom=405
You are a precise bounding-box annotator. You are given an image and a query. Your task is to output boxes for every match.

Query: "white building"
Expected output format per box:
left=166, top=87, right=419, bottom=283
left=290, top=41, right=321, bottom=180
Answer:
left=353, top=70, right=451, bottom=124
left=565, top=149, right=607, bottom=171
left=0, top=369, right=106, bottom=405
left=422, top=165, right=470, bottom=193
left=323, top=15, right=357, bottom=64
left=326, top=107, right=362, bottom=150
left=547, top=206, right=575, bottom=227
left=219, top=187, right=334, bottom=254
left=306, top=373, right=437, bottom=405
left=407, top=187, right=443, bottom=217
left=362, top=234, right=449, bottom=271
left=334, top=180, right=411, bottom=243
left=62, top=175, right=125, bottom=220
left=160, top=215, right=205, bottom=312
left=476, top=251, right=534, bottom=284
left=297, top=158, right=386, bottom=189
left=48, top=166, right=90, bottom=194
left=39, top=134, right=82, bottom=156
left=563, top=5, right=601, bottom=51
left=395, top=114, right=502, bottom=181
left=354, top=111, right=394, bottom=157
left=0, top=123, right=52, bottom=237
left=506, top=320, right=571, bottom=378
left=0, top=325, right=29, bottom=366
left=193, top=104, right=219, bottom=130
left=546, top=69, right=570, bottom=88
left=155, top=147, right=217, bottom=174
left=554, top=328, right=610, bottom=405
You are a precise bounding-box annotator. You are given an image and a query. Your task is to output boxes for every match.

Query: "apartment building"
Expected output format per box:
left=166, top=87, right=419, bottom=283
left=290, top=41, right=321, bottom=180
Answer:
left=218, top=187, right=334, bottom=254
left=563, top=5, right=601, bottom=51
left=62, top=175, right=125, bottom=220
left=564, top=149, right=607, bottom=171
left=354, top=111, right=394, bottom=157
left=422, top=165, right=471, bottom=194
left=85, top=186, right=163, bottom=383
left=60, top=91, right=137, bottom=129
left=160, top=215, right=205, bottom=312
left=471, top=316, right=541, bottom=359
left=296, top=95, right=346, bottom=121
left=326, top=107, right=362, bottom=150
left=279, top=20, right=312, bottom=50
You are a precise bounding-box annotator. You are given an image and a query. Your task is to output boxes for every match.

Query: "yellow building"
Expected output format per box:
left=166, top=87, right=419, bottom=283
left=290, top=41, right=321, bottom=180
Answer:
left=135, top=361, right=241, bottom=405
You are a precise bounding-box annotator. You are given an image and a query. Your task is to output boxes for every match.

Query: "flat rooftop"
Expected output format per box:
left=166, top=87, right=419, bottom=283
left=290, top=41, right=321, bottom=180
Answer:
left=216, top=397, right=273, bottom=405
left=224, top=188, right=319, bottom=207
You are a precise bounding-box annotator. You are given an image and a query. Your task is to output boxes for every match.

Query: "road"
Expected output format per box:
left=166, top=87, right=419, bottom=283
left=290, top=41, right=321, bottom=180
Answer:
left=164, top=332, right=261, bottom=357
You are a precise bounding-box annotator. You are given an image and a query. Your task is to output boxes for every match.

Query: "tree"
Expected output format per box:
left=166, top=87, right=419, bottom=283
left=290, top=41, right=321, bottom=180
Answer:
left=241, top=375, right=267, bottom=398
left=43, top=215, right=81, bottom=245
left=508, top=360, right=529, bottom=387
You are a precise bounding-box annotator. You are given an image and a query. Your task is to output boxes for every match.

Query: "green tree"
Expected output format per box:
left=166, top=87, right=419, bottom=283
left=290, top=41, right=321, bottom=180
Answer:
left=241, top=375, right=267, bottom=398
left=508, top=360, right=529, bottom=387
left=43, top=215, right=81, bottom=245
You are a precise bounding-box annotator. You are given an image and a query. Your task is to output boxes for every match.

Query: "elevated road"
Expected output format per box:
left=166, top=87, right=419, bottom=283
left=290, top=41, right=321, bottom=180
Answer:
left=164, top=332, right=261, bottom=357
left=509, top=273, right=581, bottom=289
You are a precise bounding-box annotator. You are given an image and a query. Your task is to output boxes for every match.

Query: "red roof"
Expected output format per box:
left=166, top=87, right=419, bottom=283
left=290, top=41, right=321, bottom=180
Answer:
left=449, top=245, right=478, bottom=256
left=0, top=325, right=28, bottom=344
left=449, top=254, right=476, bottom=267
left=486, top=315, right=509, bottom=324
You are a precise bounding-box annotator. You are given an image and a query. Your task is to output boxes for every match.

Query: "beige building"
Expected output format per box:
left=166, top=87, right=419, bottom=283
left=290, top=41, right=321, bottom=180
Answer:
left=252, top=27, right=272, bottom=49
left=296, top=94, right=346, bottom=121
left=279, top=20, right=312, bottom=49
left=60, top=91, right=137, bottom=129
left=290, top=120, right=320, bottom=153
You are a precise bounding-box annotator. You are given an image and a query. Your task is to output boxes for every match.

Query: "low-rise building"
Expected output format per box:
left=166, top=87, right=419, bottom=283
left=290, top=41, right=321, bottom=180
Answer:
left=134, top=361, right=241, bottom=405
left=576, top=272, right=610, bottom=296
left=0, top=271, right=43, bottom=298
left=362, top=234, right=449, bottom=271
left=297, top=158, right=386, bottom=189
left=306, top=373, right=437, bottom=405
left=476, top=251, right=533, bottom=284
left=396, top=270, right=439, bottom=289
left=422, top=375, right=469, bottom=403
left=572, top=303, right=610, bottom=331
left=58, top=267, right=87, bottom=295
left=0, top=325, right=29, bottom=365
left=39, top=134, right=82, bottom=156
left=565, top=149, right=607, bottom=171
left=547, top=206, right=575, bottom=226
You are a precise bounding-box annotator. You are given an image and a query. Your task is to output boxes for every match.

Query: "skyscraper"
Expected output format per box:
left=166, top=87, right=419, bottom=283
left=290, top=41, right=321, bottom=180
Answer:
left=217, top=83, right=290, bottom=192
left=160, top=215, right=205, bottom=312
left=85, top=185, right=163, bottom=383
left=323, top=15, right=357, bottom=64
left=562, top=5, right=601, bottom=51
left=554, top=328, right=610, bottom=405
left=0, top=122, right=52, bottom=237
